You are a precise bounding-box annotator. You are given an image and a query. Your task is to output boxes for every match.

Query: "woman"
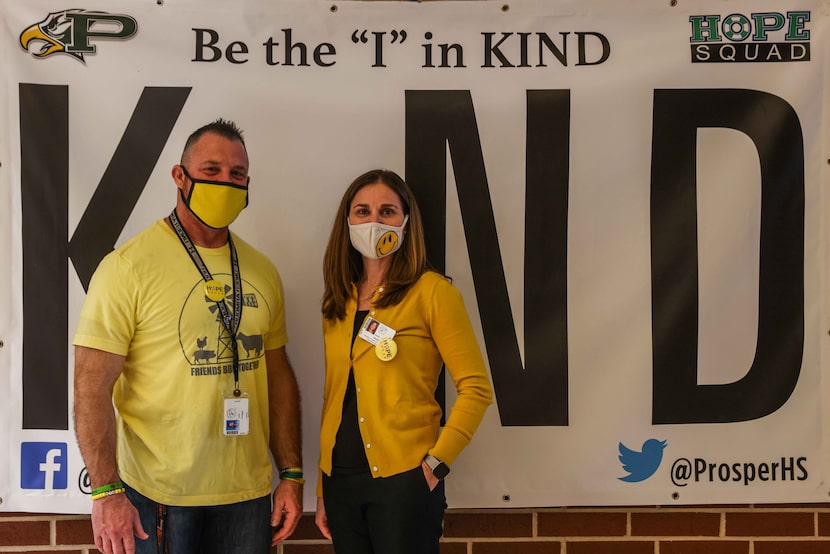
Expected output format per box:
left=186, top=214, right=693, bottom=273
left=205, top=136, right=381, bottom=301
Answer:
left=315, top=169, right=493, bottom=553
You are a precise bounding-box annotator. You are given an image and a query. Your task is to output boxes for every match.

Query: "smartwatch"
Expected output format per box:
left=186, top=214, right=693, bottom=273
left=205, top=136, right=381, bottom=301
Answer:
left=424, top=454, right=450, bottom=479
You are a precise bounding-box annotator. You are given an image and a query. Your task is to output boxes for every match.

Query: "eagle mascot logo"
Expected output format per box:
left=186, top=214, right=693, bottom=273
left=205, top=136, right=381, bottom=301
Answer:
left=20, top=10, right=137, bottom=63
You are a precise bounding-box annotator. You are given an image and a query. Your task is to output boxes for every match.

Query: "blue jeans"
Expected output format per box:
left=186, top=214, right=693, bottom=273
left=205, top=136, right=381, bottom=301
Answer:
left=124, top=482, right=271, bottom=554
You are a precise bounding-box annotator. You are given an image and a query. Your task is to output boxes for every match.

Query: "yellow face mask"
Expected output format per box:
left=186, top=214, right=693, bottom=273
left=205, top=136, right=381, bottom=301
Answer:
left=181, top=167, right=248, bottom=229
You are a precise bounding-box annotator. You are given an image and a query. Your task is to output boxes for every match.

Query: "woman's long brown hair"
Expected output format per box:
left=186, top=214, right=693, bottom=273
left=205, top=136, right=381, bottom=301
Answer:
left=322, top=169, right=431, bottom=321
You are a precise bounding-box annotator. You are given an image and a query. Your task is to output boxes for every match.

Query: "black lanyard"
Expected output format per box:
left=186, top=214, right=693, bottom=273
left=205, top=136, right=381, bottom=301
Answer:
left=169, top=209, right=243, bottom=394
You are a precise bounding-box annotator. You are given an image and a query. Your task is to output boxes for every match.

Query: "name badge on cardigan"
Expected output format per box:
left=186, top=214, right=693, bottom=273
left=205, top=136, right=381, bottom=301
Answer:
left=358, top=317, right=396, bottom=345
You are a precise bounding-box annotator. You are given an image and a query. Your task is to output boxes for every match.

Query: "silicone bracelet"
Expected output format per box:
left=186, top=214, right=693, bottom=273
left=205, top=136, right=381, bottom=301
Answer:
left=91, top=488, right=126, bottom=501
left=90, top=482, right=124, bottom=496
left=280, top=477, right=305, bottom=485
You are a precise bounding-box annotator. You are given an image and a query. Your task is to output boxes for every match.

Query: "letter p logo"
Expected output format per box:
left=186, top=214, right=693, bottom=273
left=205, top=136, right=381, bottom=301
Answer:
left=20, top=10, right=137, bottom=62
left=64, top=13, right=138, bottom=54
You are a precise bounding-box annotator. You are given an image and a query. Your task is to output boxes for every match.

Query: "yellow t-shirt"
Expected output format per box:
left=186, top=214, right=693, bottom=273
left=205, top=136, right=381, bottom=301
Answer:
left=74, top=220, right=287, bottom=506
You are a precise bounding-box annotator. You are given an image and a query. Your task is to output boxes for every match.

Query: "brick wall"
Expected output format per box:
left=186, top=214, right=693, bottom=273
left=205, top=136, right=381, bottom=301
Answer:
left=3, top=506, right=830, bottom=553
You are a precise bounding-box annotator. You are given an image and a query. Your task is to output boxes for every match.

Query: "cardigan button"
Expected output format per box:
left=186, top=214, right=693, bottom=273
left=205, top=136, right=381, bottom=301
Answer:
left=373, top=466, right=379, bottom=472
left=366, top=443, right=371, bottom=449
left=359, top=417, right=365, bottom=423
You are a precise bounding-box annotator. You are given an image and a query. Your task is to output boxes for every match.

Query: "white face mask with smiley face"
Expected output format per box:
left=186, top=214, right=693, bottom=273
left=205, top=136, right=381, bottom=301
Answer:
left=348, top=215, right=409, bottom=259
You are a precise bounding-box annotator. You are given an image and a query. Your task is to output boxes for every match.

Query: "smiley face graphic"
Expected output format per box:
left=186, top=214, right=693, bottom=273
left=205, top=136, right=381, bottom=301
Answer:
left=376, top=231, right=399, bottom=257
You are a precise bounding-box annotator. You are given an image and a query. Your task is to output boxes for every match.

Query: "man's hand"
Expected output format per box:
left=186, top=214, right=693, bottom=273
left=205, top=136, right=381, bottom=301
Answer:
left=91, top=493, right=148, bottom=554
left=270, top=479, right=303, bottom=545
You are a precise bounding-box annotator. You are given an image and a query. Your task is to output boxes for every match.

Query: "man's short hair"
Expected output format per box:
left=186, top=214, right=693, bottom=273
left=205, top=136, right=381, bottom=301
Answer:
left=181, top=118, right=246, bottom=164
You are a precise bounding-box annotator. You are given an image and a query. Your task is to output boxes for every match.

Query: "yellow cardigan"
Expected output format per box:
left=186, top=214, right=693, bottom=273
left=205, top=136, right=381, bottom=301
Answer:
left=317, top=271, right=493, bottom=495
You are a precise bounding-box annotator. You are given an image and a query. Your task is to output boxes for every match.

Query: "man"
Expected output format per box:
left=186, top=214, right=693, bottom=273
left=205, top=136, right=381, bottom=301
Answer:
left=73, top=119, right=302, bottom=554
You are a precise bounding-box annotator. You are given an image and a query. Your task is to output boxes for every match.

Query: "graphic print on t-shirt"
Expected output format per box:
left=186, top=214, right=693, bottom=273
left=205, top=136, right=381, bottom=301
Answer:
left=177, top=273, right=272, bottom=377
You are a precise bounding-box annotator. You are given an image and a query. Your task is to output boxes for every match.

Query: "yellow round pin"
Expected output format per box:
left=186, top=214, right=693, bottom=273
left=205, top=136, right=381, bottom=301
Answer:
left=375, top=337, right=398, bottom=361
left=204, top=279, right=226, bottom=302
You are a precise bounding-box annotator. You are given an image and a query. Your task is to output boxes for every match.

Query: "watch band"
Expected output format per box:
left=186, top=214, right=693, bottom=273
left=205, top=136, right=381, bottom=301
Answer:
left=424, top=454, right=451, bottom=479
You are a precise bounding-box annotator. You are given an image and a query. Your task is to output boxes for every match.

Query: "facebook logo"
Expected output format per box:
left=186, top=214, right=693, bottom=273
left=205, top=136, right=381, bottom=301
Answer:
left=21, top=442, right=68, bottom=490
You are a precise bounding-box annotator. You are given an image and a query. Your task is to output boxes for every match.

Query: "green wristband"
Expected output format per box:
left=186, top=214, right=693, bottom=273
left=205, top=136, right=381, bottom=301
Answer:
left=91, top=482, right=124, bottom=496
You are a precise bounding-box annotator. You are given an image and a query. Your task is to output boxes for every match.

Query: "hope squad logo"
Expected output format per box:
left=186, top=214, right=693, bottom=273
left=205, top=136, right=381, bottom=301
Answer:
left=689, top=11, right=810, bottom=63
left=19, top=9, right=137, bottom=63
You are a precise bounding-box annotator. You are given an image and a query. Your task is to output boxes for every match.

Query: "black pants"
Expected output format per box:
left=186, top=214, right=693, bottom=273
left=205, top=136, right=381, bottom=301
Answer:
left=322, top=467, right=446, bottom=554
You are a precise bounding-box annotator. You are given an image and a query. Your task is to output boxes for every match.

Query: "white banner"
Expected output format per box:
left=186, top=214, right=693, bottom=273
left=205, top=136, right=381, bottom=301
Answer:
left=1, top=0, right=829, bottom=513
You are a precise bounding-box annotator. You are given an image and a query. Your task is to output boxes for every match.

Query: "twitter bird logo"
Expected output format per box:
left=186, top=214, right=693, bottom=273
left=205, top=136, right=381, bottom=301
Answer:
left=618, top=439, right=667, bottom=482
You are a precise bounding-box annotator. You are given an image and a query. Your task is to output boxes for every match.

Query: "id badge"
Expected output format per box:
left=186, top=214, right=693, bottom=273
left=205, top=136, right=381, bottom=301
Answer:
left=358, top=317, right=396, bottom=345
left=222, top=389, right=250, bottom=436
